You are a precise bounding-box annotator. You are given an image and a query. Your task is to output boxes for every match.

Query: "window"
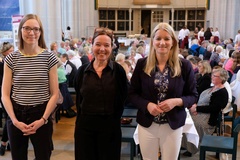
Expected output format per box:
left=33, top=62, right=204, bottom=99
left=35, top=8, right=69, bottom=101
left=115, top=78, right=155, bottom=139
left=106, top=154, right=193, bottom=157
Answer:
left=187, top=10, right=205, bottom=31
left=99, top=10, right=133, bottom=31
left=152, top=11, right=164, bottom=23
left=169, top=10, right=205, bottom=31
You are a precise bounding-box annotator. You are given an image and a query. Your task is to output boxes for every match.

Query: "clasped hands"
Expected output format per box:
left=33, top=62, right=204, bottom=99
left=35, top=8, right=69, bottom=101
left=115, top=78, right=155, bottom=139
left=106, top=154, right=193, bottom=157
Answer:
left=147, top=99, right=175, bottom=116
left=13, top=118, right=44, bottom=136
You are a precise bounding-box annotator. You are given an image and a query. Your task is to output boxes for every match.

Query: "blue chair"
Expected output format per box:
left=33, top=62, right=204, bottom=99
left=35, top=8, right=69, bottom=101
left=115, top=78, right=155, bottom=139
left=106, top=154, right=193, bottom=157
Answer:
left=199, top=123, right=240, bottom=160
left=224, top=103, right=237, bottom=137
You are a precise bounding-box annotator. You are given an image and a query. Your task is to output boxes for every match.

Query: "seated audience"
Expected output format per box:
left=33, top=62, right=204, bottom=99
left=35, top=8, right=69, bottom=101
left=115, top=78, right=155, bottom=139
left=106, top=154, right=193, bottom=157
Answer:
left=229, top=51, right=240, bottom=82
left=0, top=42, right=13, bottom=156
left=230, top=70, right=240, bottom=111
left=182, top=68, right=229, bottom=156
left=211, top=66, right=232, bottom=114
left=203, top=44, right=213, bottom=60
left=223, top=51, right=238, bottom=82
left=196, top=60, right=212, bottom=96
left=67, top=50, right=82, bottom=69
left=50, top=42, right=60, bottom=57
left=57, top=60, right=76, bottom=118
left=188, top=56, right=201, bottom=75
left=78, top=47, right=90, bottom=65
left=58, top=41, right=66, bottom=55
left=210, top=45, right=223, bottom=68
left=60, top=53, right=77, bottom=87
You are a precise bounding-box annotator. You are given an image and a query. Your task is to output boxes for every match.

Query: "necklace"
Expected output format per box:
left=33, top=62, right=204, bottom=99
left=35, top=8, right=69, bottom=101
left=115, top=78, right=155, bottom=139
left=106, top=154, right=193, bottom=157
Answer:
left=19, top=48, right=45, bottom=57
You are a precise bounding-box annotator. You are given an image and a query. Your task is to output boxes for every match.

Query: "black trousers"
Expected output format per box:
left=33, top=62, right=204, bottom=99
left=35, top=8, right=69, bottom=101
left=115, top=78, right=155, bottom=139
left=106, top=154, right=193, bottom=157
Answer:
left=75, top=114, right=122, bottom=160
left=7, top=100, right=53, bottom=160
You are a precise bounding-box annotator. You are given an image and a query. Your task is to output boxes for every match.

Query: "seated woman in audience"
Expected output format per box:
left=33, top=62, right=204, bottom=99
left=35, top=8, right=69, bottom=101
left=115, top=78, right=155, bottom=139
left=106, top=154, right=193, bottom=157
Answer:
left=230, top=70, right=240, bottom=111
left=182, top=68, right=229, bottom=156
left=223, top=51, right=238, bottom=82
left=57, top=60, right=76, bottom=118
left=230, top=51, right=240, bottom=82
left=210, top=45, right=224, bottom=68
left=50, top=42, right=60, bottom=57
left=212, top=66, right=232, bottom=114
left=188, top=56, right=201, bottom=75
left=196, top=60, right=212, bottom=96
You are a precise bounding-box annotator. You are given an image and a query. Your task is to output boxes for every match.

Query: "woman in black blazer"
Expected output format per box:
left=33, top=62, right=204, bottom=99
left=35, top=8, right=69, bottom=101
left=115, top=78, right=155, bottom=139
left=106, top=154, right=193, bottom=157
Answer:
left=128, top=23, right=198, bottom=160
left=196, top=60, right=212, bottom=96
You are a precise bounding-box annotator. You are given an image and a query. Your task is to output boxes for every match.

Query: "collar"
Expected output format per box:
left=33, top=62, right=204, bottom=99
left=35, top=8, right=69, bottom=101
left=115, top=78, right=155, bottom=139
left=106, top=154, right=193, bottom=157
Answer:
left=85, top=58, right=114, bottom=72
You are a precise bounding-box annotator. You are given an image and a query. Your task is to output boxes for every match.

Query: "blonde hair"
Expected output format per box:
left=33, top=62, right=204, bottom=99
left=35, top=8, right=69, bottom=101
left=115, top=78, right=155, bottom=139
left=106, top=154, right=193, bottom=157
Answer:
left=199, top=60, right=212, bottom=74
left=144, top=22, right=181, bottom=77
left=115, top=53, right=125, bottom=63
left=50, top=42, right=57, bottom=51
left=136, top=46, right=144, bottom=55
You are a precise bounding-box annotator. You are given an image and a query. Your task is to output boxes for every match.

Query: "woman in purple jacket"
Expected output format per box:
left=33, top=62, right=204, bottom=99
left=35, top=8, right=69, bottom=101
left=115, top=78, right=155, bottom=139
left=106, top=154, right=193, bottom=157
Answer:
left=128, top=22, right=198, bottom=160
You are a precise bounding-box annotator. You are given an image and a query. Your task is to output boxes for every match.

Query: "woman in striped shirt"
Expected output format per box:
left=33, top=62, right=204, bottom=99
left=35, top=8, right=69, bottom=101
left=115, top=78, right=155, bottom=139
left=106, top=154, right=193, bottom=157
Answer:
left=1, top=14, right=58, bottom=160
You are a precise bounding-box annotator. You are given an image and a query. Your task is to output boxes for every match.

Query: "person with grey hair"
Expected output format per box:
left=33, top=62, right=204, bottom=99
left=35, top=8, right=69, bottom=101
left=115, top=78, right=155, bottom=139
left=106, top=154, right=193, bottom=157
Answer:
left=203, top=44, right=213, bottom=60
left=182, top=67, right=228, bottom=156
left=209, top=45, right=223, bottom=68
left=66, top=49, right=82, bottom=69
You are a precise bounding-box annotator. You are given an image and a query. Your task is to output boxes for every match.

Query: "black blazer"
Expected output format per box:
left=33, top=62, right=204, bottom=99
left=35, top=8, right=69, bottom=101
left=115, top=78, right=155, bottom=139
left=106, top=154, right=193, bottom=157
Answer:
left=128, top=58, right=198, bottom=130
left=196, top=73, right=211, bottom=96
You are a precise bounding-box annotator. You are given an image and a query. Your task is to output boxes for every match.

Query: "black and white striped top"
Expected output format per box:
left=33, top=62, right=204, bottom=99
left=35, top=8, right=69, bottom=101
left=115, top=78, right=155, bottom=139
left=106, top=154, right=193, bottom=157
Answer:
left=5, top=50, right=58, bottom=106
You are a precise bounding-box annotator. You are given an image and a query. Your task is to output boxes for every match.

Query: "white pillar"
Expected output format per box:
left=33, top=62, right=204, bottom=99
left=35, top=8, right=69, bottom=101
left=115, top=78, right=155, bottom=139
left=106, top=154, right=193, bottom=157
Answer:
left=171, top=8, right=174, bottom=28
left=129, top=8, right=132, bottom=34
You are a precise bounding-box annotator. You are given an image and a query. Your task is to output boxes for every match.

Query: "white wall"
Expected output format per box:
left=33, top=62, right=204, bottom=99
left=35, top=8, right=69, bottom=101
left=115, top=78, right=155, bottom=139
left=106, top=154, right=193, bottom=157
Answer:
left=19, top=0, right=97, bottom=48
left=206, top=0, right=240, bottom=40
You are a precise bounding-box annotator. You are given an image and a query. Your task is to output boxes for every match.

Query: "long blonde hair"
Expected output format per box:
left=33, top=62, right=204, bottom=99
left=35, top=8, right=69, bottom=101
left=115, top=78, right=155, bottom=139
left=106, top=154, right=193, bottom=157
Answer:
left=144, top=22, right=181, bottom=77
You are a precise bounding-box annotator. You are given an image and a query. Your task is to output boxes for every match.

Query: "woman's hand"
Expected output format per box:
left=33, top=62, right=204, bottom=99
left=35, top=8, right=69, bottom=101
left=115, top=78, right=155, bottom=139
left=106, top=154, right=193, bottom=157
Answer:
left=147, top=102, right=164, bottom=116
left=158, top=98, right=182, bottom=112
left=13, top=120, right=38, bottom=136
left=189, top=103, right=198, bottom=115
left=14, top=119, right=45, bottom=136
left=22, top=119, right=45, bottom=136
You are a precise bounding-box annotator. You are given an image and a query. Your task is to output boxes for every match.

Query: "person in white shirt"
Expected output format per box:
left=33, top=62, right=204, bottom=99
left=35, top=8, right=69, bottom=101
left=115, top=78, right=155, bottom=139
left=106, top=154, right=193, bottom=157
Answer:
left=183, top=26, right=190, bottom=49
left=64, top=26, right=73, bottom=41
left=234, top=30, right=240, bottom=44
left=214, top=27, right=220, bottom=44
left=198, top=28, right=204, bottom=45
left=178, top=27, right=185, bottom=47
left=66, top=50, right=82, bottom=69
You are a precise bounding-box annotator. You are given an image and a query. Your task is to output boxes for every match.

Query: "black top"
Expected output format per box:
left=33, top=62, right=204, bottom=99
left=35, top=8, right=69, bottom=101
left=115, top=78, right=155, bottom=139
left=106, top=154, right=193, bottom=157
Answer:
left=196, top=73, right=211, bottom=97
left=197, top=87, right=228, bottom=126
left=204, top=31, right=212, bottom=40
left=0, top=61, right=3, bottom=85
left=74, top=59, right=128, bottom=118
left=65, top=60, right=77, bottom=87
left=80, top=55, right=90, bottom=65
left=233, top=66, right=240, bottom=74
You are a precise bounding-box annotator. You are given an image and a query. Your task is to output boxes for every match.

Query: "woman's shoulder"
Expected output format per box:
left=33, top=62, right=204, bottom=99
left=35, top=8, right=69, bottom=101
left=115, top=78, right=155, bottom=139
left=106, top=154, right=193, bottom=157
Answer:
left=180, top=58, right=192, bottom=69
left=214, top=87, right=228, bottom=96
left=135, top=57, right=147, bottom=66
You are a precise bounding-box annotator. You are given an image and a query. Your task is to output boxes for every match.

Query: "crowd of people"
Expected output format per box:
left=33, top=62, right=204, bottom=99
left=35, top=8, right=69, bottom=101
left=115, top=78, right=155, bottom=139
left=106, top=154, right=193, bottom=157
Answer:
left=0, top=14, right=240, bottom=160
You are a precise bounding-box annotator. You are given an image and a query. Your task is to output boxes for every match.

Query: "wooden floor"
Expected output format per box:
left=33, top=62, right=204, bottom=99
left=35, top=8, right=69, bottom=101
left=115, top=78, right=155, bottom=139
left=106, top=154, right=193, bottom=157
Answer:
left=1, top=113, right=240, bottom=160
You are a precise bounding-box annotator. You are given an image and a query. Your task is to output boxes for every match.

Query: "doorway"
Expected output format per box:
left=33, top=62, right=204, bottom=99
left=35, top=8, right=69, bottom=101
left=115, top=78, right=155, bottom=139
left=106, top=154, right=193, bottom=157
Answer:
left=141, top=10, right=151, bottom=37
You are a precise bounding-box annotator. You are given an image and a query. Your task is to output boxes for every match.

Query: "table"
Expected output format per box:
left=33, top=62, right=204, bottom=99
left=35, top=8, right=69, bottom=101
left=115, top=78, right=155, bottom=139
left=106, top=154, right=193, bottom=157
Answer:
left=133, top=109, right=199, bottom=147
